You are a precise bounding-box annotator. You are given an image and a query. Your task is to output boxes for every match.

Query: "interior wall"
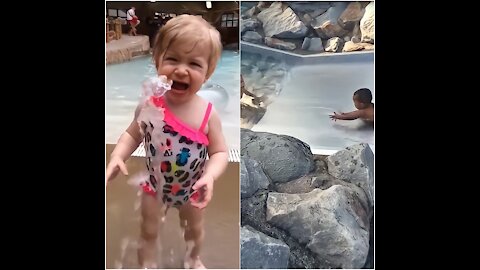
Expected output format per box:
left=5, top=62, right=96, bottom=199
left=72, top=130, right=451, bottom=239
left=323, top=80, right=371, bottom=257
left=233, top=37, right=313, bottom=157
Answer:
left=106, top=1, right=239, bottom=48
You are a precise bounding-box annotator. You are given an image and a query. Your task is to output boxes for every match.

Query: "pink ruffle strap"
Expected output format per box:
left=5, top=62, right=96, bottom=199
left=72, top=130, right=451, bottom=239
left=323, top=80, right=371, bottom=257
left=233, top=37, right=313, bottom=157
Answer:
left=150, top=96, right=210, bottom=146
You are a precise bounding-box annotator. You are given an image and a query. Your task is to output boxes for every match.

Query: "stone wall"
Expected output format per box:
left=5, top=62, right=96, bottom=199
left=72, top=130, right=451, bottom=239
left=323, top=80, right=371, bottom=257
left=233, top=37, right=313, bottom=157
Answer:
left=241, top=1, right=374, bottom=54
left=241, top=129, right=374, bottom=268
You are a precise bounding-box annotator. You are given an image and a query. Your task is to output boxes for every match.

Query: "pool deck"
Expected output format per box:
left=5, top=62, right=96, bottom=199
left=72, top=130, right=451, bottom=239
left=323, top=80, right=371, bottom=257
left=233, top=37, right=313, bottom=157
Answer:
left=240, top=41, right=374, bottom=65
left=106, top=35, right=151, bottom=65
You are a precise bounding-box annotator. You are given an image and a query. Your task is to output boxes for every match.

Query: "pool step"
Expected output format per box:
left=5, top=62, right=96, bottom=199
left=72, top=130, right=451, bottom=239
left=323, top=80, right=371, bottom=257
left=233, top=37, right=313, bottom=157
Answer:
left=131, top=142, right=240, bottom=162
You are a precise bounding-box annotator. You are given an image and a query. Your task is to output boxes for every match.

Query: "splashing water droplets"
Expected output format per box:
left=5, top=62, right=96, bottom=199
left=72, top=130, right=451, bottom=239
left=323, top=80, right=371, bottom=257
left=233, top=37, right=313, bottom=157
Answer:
left=142, top=75, right=172, bottom=97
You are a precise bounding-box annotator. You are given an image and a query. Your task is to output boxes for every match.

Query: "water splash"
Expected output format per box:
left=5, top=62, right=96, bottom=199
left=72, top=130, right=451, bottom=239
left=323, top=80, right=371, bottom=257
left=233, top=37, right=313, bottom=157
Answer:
left=160, top=203, right=168, bottom=223
left=115, top=237, right=138, bottom=269
left=184, top=240, right=195, bottom=269
left=141, top=75, right=172, bottom=98
left=169, top=248, right=175, bottom=264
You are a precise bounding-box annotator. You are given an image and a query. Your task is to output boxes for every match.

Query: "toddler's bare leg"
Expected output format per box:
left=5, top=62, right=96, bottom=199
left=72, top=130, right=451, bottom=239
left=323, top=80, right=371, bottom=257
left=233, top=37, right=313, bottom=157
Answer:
left=138, top=193, right=161, bottom=268
left=179, top=204, right=206, bottom=269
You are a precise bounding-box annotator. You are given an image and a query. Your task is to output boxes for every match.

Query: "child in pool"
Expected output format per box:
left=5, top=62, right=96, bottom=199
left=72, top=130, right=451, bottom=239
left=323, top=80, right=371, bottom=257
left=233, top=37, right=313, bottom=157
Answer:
left=329, top=88, right=374, bottom=125
left=106, top=14, right=228, bottom=269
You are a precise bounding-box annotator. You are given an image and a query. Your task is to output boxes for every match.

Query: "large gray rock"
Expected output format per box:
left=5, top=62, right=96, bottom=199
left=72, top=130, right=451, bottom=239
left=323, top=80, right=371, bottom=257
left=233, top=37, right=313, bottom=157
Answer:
left=342, top=40, right=365, bottom=52
left=242, top=5, right=258, bottom=19
left=257, top=2, right=308, bottom=38
left=275, top=174, right=318, bottom=194
left=351, top=22, right=362, bottom=43
left=326, top=143, right=374, bottom=205
left=264, top=37, right=296, bottom=51
left=363, top=43, right=374, bottom=50
left=301, top=37, right=311, bottom=50
left=267, top=186, right=370, bottom=269
left=360, top=2, right=375, bottom=43
left=338, top=2, right=365, bottom=30
left=300, top=13, right=314, bottom=26
left=276, top=156, right=331, bottom=194
left=286, top=1, right=331, bottom=14
left=302, top=36, right=326, bottom=52
left=241, top=226, right=290, bottom=269
left=241, top=18, right=260, bottom=34
left=342, top=41, right=374, bottom=52
left=256, top=1, right=272, bottom=11
left=241, top=193, right=324, bottom=268
left=241, top=1, right=258, bottom=10
left=241, top=101, right=267, bottom=129
left=306, top=37, right=324, bottom=52
left=241, top=157, right=270, bottom=199
left=275, top=155, right=371, bottom=211
left=242, top=31, right=264, bottom=44
left=325, top=37, right=344, bottom=52
left=312, top=2, right=349, bottom=38
left=241, top=129, right=316, bottom=183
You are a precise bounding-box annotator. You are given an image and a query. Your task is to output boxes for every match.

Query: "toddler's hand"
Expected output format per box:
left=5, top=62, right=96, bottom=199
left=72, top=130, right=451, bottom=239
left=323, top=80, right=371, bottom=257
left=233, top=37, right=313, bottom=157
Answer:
left=106, top=155, right=129, bottom=182
left=329, top=112, right=338, bottom=121
left=190, top=175, right=214, bottom=209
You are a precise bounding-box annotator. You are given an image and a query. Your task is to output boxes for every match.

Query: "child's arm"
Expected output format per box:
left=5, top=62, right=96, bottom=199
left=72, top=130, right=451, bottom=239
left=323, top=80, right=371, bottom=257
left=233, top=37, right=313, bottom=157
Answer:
left=191, top=108, right=228, bottom=209
left=330, top=110, right=363, bottom=121
left=106, top=106, right=144, bottom=181
left=111, top=105, right=144, bottom=160
left=203, top=109, right=228, bottom=180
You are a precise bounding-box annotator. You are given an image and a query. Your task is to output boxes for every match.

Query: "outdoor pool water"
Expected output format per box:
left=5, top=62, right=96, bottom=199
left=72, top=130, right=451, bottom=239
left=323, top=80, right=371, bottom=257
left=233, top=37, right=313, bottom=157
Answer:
left=242, top=42, right=374, bottom=154
left=106, top=50, right=240, bottom=150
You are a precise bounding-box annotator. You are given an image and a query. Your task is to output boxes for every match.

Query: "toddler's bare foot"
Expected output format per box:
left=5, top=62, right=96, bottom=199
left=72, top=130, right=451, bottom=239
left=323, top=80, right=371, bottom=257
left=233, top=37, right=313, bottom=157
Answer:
left=138, top=240, right=158, bottom=269
left=141, top=261, right=158, bottom=269
left=184, top=255, right=206, bottom=269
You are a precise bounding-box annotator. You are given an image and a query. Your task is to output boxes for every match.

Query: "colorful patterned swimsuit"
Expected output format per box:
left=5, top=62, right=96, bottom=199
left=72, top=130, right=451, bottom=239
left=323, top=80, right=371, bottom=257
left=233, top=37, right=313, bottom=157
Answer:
left=140, top=96, right=211, bottom=207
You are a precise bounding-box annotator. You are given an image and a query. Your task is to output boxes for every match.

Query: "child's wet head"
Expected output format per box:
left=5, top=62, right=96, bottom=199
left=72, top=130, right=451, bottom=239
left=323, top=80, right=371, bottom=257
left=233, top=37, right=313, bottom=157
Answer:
left=353, top=88, right=372, bottom=109
left=152, top=14, right=222, bottom=79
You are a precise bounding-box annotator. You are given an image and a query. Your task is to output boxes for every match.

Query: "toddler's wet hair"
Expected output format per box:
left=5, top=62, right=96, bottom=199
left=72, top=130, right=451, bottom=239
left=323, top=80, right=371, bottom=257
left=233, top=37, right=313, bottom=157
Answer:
left=152, top=14, right=222, bottom=79
left=354, top=88, right=372, bottom=103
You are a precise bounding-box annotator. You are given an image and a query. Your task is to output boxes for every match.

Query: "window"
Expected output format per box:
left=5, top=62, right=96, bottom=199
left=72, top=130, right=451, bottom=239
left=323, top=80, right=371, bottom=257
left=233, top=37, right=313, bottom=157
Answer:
left=221, top=13, right=238, bottom=28
left=154, top=12, right=176, bottom=20
left=107, top=8, right=127, bottom=19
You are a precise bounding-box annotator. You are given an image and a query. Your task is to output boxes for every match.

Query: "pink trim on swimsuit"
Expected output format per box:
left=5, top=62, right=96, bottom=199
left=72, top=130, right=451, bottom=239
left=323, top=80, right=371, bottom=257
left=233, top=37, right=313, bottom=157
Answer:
left=150, top=96, right=211, bottom=146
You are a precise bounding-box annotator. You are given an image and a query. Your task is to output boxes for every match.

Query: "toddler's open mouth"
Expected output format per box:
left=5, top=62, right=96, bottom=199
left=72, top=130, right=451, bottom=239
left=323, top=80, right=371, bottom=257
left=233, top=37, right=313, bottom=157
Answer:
left=172, top=81, right=189, bottom=90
